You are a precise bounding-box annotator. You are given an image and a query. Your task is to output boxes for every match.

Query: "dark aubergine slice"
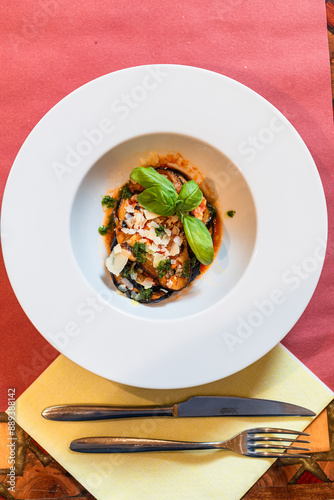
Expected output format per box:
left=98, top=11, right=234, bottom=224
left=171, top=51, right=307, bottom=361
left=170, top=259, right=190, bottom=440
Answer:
left=202, top=202, right=216, bottom=231
left=188, top=253, right=201, bottom=283
left=111, top=272, right=172, bottom=304
left=121, top=263, right=173, bottom=303
left=155, top=166, right=188, bottom=194
left=113, top=197, right=134, bottom=229
left=109, top=237, right=172, bottom=303
left=113, top=200, right=192, bottom=291
left=121, top=236, right=191, bottom=292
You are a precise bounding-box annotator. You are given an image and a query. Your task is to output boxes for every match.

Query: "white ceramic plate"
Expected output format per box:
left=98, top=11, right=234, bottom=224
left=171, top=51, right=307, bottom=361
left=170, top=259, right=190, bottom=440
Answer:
left=1, top=65, right=327, bottom=389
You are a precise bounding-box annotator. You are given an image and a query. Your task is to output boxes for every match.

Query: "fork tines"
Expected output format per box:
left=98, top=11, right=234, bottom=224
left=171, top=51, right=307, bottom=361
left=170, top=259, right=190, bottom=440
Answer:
left=247, top=427, right=311, bottom=458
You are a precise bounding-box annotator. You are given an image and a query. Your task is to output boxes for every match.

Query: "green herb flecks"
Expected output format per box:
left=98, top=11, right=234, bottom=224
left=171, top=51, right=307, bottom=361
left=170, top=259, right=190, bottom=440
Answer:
left=182, top=260, right=190, bottom=278
left=208, top=203, right=217, bottom=218
left=121, top=265, right=131, bottom=280
left=226, top=210, right=236, bottom=218
left=138, top=288, right=153, bottom=302
left=157, top=259, right=172, bottom=279
left=133, top=242, right=147, bottom=264
left=155, top=225, right=165, bottom=237
left=120, top=184, right=133, bottom=200
left=101, top=195, right=116, bottom=209
left=98, top=214, right=114, bottom=236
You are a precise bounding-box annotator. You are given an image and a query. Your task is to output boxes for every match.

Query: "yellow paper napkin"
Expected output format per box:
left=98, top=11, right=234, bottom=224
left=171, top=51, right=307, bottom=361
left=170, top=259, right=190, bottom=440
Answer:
left=14, top=345, right=333, bottom=500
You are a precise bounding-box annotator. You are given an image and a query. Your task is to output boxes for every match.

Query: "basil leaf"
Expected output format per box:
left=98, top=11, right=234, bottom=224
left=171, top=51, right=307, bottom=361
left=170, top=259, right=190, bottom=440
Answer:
left=137, top=187, right=177, bottom=217
left=178, top=180, right=203, bottom=212
left=183, top=215, right=214, bottom=265
left=130, top=166, right=177, bottom=198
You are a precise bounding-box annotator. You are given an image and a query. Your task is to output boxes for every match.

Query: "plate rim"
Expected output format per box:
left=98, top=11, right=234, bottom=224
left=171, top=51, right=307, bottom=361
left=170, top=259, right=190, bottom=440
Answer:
left=1, top=64, right=328, bottom=388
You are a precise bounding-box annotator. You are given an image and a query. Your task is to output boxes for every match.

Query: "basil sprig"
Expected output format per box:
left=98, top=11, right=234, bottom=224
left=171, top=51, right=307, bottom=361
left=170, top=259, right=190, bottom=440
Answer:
left=178, top=180, right=203, bottom=212
left=183, top=215, right=214, bottom=265
left=130, top=167, right=214, bottom=265
left=136, top=187, right=176, bottom=216
left=130, top=166, right=177, bottom=199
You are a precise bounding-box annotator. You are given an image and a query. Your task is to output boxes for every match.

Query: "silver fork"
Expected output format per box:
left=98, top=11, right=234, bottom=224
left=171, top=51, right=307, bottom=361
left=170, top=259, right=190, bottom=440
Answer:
left=70, top=427, right=310, bottom=458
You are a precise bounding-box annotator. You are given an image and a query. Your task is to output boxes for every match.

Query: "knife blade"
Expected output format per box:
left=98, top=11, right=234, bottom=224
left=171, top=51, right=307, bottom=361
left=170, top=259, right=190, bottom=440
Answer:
left=41, top=396, right=315, bottom=421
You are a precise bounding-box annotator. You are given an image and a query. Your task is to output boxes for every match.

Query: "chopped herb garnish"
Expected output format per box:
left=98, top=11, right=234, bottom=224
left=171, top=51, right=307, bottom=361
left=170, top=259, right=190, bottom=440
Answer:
left=138, top=288, right=153, bottom=302
left=157, top=259, right=172, bottom=279
left=208, top=203, right=217, bottom=218
left=101, top=195, right=116, bottom=208
left=107, top=214, right=114, bottom=229
left=155, top=225, right=165, bottom=237
left=121, top=265, right=131, bottom=280
left=226, top=210, right=236, bottom=218
left=133, top=242, right=147, bottom=264
left=191, top=256, right=197, bottom=268
left=98, top=214, right=114, bottom=236
left=120, top=184, right=133, bottom=200
left=182, top=260, right=190, bottom=278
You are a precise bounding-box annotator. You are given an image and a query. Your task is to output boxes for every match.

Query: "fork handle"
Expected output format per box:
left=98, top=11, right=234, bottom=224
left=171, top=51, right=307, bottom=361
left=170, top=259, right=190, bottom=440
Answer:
left=70, top=437, right=219, bottom=453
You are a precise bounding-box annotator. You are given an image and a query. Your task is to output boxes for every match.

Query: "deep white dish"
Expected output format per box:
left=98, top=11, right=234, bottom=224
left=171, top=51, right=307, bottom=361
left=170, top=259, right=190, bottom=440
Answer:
left=1, top=65, right=327, bottom=388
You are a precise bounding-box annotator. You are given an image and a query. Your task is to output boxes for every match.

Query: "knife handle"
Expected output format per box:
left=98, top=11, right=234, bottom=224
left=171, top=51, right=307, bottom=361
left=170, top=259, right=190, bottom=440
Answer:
left=70, top=436, right=216, bottom=453
left=41, top=405, right=175, bottom=421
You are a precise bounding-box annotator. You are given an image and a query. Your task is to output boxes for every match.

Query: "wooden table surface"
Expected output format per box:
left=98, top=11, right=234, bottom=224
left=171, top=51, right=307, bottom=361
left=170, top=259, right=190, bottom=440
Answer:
left=0, top=14, right=333, bottom=500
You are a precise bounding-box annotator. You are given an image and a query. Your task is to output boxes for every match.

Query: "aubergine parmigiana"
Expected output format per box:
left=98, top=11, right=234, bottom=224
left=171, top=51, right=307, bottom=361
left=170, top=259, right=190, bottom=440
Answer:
left=100, top=165, right=219, bottom=304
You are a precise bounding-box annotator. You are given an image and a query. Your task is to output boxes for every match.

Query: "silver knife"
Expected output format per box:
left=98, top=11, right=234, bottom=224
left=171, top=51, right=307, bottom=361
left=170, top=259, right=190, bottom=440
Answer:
left=41, top=396, right=315, bottom=421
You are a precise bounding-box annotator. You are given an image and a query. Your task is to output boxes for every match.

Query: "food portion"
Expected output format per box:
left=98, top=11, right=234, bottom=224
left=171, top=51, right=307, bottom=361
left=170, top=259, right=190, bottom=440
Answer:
left=99, top=157, right=220, bottom=304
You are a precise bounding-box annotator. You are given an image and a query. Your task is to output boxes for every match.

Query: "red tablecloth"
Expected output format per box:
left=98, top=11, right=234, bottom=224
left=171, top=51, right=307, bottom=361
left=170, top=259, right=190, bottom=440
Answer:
left=1, top=0, right=333, bottom=410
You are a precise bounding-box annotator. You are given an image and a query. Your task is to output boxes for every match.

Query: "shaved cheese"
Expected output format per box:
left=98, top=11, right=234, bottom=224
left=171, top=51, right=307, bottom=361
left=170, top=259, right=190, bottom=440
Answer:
left=113, top=244, right=123, bottom=254
left=120, top=277, right=133, bottom=290
left=169, top=242, right=180, bottom=256
left=148, top=243, right=159, bottom=253
left=141, top=277, right=155, bottom=288
left=125, top=215, right=134, bottom=227
left=146, top=227, right=170, bottom=247
left=121, top=228, right=136, bottom=235
left=144, top=209, right=159, bottom=220
left=174, top=235, right=183, bottom=246
left=153, top=253, right=167, bottom=268
left=133, top=212, right=146, bottom=229
left=106, top=245, right=129, bottom=276
left=126, top=204, right=135, bottom=213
